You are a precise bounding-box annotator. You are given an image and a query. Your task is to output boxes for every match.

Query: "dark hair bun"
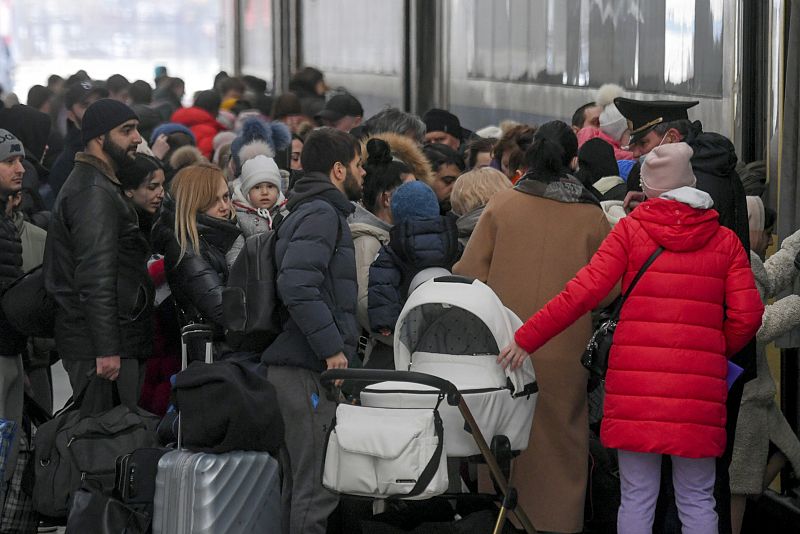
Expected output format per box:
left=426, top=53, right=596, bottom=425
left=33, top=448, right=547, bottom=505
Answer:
left=366, top=138, right=393, bottom=165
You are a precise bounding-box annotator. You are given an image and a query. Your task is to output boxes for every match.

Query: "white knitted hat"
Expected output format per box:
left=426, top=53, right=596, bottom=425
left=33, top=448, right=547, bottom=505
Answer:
left=240, top=155, right=282, bottom=198
left=600, top=104, right=628, bottom=142
left=596, top=84, right=627, bottom=142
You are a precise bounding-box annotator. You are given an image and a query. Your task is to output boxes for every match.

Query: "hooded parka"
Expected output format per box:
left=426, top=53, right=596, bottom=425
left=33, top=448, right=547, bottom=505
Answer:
left=515, top=189, right=763, bottom=458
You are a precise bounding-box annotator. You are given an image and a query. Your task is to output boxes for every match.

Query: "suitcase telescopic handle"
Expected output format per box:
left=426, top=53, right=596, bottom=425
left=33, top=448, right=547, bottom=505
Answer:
left=180, top=323, right=214, bottom=341
left=321, top=369, right=461, bottom=406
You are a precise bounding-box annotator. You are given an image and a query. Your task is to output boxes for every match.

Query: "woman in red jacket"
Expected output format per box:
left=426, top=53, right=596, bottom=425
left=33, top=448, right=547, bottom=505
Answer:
left=500, top=142, right=763, bottom=534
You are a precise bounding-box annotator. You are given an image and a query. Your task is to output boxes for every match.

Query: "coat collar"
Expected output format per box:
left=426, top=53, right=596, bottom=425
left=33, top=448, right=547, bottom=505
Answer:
left=74, top=152, right=121, bottom=186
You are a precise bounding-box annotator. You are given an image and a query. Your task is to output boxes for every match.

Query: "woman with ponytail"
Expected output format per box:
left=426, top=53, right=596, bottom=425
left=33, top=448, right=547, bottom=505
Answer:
left=454, top=120, right=613, bottom=533
left=349, top=138, right=412, bottom=367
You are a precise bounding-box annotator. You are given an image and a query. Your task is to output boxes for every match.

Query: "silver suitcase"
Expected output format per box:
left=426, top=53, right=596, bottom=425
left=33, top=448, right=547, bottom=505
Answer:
left=152, top=324, right=283, bottom=533
left=153, top=449, right=281, bottom=533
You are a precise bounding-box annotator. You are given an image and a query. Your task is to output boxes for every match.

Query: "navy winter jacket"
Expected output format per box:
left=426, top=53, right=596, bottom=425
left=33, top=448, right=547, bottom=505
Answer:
left=261, top=172, right=359, bottom=371
left=368, top=216, right=461, bottom=332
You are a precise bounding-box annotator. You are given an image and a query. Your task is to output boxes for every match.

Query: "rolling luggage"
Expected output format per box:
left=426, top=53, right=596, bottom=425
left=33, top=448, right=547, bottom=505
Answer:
left=151, top=324, right=283, bottom=534
left=153, top=449, right=281, bottom=534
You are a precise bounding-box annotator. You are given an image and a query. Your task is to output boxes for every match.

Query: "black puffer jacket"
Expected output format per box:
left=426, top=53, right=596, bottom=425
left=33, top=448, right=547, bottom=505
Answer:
left=684, top=121, right=749, bottom=251
left=0, top=212, right=22, bottom=285
left=368, top=216, right=461, bottom=332
left=44, top=153, right=154, bottom=361
left=262, top=172, right=359, bottom=371
left=152, top=197, right=242, bottom=331
left=0, top=209, right=25, bottom=355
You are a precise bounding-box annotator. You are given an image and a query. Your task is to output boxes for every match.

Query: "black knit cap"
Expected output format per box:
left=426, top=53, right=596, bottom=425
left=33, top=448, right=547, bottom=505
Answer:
left=81, top=98, right=139, bottom=145
left=423, top=108, right=462, bottom=138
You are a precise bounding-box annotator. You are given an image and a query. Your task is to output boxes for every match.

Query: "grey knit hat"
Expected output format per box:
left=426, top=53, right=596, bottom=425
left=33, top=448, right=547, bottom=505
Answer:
left=0, top=129, right=24, bottom=161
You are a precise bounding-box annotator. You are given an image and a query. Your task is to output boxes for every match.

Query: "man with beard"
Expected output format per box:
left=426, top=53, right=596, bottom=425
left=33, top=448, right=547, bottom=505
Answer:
left=262, top=127, right=363, bottom=534
left=0, top=130, right=26, bottom=511
left=44, top=99, right=153, bottom=407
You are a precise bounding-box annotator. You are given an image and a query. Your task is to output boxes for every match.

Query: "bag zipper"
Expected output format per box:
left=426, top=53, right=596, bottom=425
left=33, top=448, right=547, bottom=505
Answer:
left=66, top=423, right=148, bottom=447
left=362, top=387, right=503, bottom=395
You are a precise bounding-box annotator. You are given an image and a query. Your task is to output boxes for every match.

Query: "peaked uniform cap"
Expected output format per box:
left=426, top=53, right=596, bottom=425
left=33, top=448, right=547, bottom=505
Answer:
left=614, top=97, right=699, bottom=146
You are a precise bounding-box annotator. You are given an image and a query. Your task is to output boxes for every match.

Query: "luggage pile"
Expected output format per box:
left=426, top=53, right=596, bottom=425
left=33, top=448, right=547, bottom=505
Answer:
left=34, top=323, right=285, bottom=534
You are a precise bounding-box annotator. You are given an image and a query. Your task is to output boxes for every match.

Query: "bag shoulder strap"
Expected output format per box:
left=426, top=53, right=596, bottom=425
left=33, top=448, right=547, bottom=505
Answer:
left=403, top=408, right=445, bottom=498
left=611, top=246, right=664, bottom=320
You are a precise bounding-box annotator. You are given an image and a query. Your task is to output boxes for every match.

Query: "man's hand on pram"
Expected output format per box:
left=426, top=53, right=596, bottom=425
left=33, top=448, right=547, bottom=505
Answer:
left=498, top=341, right=530, bottom=371
left=326, top=352, right=349, bottom=386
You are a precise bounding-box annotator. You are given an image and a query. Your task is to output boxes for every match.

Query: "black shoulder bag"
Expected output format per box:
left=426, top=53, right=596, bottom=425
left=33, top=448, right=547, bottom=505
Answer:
left=582, top=246, right=663, bottom=427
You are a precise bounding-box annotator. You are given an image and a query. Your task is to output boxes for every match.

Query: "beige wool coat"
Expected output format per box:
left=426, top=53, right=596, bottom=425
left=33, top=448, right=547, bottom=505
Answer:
left=454, top=187, right=612, bottom=533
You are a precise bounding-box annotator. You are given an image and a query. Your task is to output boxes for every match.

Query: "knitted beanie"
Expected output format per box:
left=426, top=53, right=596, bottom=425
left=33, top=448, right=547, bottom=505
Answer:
left=746, top=196, right=765, bottom=232
left=0, top=129, right=24, bottom=161
left=391, top=181, right=439, bottom=225
left=81, top=98, right=139, bottom=145
left=231, top=117, right=291, bottom=174
left=150, top=122, right=196, bottom=145
left=640, top=142, right=697, bottom=198
left=599, top=103, right=627, bottom=143
left=240, top=155, right=282, bottom=198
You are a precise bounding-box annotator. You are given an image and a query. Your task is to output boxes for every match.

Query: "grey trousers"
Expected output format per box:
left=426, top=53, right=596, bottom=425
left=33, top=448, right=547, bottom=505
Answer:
left=266, top=366, right=338, bottom=534
left=0, top=355, right=23, bottom=511
left=62, top=358, right=146, bottom=408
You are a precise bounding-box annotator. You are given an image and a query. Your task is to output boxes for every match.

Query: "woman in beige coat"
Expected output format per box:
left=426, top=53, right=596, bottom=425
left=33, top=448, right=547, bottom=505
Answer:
left=454, top=121, right=612, bottom=533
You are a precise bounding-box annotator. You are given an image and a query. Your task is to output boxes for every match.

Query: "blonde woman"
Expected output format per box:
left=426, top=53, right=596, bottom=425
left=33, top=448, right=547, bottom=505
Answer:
left=152, top=163, right=243, bottom=332
left=450, top=167, right=511, bottom=246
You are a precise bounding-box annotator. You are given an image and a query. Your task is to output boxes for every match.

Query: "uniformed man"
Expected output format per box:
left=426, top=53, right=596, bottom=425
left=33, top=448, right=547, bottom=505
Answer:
left=617, top=97, right=749, bottom=251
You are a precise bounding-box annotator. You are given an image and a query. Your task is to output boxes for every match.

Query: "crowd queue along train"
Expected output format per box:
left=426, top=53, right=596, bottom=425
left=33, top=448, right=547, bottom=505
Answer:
left=222, top=0, right=798, bottom=523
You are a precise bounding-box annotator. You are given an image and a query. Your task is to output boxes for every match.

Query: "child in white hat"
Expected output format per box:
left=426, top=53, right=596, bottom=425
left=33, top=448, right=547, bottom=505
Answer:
left=232, top=155, right=287, bottom=236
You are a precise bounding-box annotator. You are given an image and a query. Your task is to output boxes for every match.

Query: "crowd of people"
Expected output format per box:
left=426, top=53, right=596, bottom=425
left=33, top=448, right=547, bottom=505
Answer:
left=0, top=65, right=797, bottom=534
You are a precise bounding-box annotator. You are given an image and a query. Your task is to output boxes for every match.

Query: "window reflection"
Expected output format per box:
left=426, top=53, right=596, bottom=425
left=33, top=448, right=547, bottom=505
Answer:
left=462, top=0, right=724, bottom=97
left=302, top=0, right=402, bottom=75
left=664, top=0, right=694, bottom=87
left=240, top=0, right=273, bottom=81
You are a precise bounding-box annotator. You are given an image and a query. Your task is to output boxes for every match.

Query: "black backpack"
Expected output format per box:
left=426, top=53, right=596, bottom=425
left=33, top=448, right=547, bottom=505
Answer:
left=0, top=265, right=55, bottom=338
left=222, top=228, right=282, bottom=352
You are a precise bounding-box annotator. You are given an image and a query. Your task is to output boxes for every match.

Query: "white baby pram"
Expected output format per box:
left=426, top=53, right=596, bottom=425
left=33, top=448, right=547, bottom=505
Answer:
left=360, top=275, right=537, bottom=457
left=321, top=275, right=539, bottom=532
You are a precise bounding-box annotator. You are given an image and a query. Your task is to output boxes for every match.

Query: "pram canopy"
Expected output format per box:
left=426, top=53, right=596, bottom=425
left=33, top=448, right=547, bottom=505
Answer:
left=394, top=276, right=536, bottom=394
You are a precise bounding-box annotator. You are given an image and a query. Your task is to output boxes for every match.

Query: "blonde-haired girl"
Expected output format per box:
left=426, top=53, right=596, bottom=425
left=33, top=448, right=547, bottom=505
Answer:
left=153, top=163, right=243, bottom=331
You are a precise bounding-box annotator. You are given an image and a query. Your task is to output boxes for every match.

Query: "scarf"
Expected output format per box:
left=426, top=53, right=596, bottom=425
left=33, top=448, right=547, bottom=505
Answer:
left=514, top=172, right=600, bottom=207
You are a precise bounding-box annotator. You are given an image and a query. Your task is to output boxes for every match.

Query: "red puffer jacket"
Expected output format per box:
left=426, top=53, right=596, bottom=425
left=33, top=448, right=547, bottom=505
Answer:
left=171, top=107, right=227, bottom=158
left=515, top=193, right=763, bottom=458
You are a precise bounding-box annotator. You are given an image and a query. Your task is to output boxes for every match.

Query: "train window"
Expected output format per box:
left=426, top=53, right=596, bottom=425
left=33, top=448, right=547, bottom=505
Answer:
left=240, top=0, right=274, bottom=82
left=301, top=0, right=403, bottom=75
left=461, top=0, right=724, bottom=98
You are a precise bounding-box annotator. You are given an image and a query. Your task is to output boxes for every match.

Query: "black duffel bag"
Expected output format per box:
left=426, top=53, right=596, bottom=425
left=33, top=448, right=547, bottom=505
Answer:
left=33, top=377, right=159, bottom=518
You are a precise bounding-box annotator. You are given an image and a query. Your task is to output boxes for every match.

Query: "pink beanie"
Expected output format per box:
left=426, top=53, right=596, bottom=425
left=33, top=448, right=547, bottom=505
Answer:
left=640, top=142, right=697, bottom=198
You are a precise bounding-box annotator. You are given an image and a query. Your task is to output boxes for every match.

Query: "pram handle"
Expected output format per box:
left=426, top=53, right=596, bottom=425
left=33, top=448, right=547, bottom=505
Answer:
left=320, top=369, right=461, bottom=406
